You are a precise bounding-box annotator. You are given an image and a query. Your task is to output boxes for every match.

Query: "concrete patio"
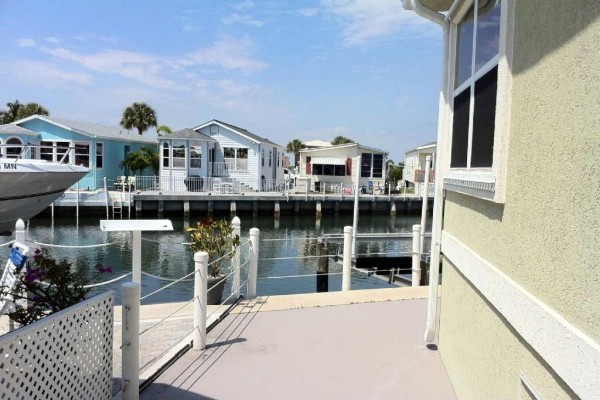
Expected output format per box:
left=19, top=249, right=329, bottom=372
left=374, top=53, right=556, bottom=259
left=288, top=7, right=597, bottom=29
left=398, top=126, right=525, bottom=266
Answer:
left=140, top=291, right=457, bottom=400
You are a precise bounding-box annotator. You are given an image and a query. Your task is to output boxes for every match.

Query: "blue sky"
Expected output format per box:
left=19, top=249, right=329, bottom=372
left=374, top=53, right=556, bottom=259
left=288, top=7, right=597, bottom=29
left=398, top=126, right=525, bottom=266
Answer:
left=0, top=0, right=442, bottom=162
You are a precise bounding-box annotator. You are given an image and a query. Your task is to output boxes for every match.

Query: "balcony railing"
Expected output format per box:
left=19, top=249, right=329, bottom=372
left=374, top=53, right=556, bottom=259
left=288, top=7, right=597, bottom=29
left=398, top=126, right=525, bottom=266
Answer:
left=414, top=169, right=435, bottom=183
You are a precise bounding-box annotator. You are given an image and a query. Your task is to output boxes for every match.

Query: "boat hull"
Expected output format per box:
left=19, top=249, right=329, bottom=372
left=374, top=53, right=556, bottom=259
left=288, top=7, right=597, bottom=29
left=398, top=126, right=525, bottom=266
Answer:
left=0, top=160, right=88, bottom=232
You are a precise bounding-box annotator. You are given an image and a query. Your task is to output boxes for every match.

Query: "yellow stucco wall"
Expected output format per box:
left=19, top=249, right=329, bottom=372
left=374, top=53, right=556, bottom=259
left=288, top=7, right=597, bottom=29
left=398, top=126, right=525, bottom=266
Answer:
left=439, top=1, right=600, bottom=398
left=440, top=260, right=578, bottom=400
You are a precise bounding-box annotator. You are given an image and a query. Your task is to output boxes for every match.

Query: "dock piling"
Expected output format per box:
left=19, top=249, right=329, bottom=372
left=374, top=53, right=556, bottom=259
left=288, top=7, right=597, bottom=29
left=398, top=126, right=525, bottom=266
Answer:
left=183, top=201, right=190, bottom=218
left=248, top=228, right=259, bottom=298
left=121, top=282, right=140, bottom=400
left=274, top=201, right=280, bottom=219
left=342, top=226, right=353, bottom=291
left=412, top=224, right=421, bottom=287
left=317, top=238, right=329, bottom=292
left=230, top=201, right=236, bottom=217
left=158, top=200, right=164, bottom=218
left=316, top=201, right=322, bottom=218
left=231, top=217, right=241, bottom=298
left=193, top=251, right=208, bottom=350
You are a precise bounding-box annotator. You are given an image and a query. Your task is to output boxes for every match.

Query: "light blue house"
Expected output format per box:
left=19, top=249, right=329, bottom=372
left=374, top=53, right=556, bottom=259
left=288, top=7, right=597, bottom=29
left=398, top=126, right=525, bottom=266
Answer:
left=0, top=115, right=158, bottom=190
left=159, top=120, right=285, bottom=191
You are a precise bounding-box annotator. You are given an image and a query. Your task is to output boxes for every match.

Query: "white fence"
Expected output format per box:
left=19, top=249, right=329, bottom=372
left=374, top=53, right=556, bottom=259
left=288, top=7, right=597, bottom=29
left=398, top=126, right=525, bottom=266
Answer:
left=135, top=176, right=288, bottom=194
left=0, top=291, right=114, bottom=400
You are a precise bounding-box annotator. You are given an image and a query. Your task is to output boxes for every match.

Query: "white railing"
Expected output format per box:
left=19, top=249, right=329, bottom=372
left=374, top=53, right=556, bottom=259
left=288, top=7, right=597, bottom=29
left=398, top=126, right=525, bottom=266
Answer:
left=134, top=176, right=291, bottom=194
left=224, top=158, right=249, bottom=172
left=0, top=291, right=114, bottom=400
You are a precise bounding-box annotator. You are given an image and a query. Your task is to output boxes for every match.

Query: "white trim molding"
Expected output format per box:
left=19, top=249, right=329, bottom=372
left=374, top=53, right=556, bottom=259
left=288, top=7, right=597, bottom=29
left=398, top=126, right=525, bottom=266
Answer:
left=442, top=230, right=600, bottom=399
left=443, top=170, right=496, bottom=199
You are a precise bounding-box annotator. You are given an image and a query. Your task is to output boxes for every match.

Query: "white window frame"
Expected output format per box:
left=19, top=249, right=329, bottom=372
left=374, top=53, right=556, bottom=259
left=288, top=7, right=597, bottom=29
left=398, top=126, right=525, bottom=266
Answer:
left=4, top=136, right=23, bottom=158
left=444, top=0, right=514, bottom=203
left=74, top=141, right=91, bottom=168
left=96, top=142, right=104, bottom=169
left=190, top=142, right=202, bottom=169
left=172, top=141, right=186, bottom=169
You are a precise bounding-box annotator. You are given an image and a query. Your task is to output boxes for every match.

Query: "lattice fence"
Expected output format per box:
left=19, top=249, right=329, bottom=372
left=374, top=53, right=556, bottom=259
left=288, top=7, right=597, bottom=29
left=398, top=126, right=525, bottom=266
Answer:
left=0, top=291, right=114, bottom=400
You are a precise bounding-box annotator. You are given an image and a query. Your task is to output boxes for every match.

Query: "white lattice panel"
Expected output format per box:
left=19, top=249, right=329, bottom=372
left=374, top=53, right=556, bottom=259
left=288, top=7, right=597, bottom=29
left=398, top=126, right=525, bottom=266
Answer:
left=0, top=291, right=114, bottom=400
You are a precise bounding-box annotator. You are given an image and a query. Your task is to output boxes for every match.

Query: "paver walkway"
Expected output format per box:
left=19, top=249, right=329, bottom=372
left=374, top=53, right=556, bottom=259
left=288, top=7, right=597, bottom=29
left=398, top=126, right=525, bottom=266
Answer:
left=140, top=296, right=456, bottom=400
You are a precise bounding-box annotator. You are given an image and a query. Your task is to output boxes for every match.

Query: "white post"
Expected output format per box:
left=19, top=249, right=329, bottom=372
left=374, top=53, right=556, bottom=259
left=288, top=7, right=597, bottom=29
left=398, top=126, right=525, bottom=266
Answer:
left=121, top=282, right=140, bottom=400
left=132, top=231, right=141, bottom=284
left=340, top=184, right=343, bottom=200
left=231, top=217, right=241, bottom=298
left=420, top=156, right=431, bottom=256
left=193, top=251, right=208, bottom=350
left=342, top=226, right=353, bottom=291
left=76, top=181, right=80, bottom=221
left=248, top=228, right=259, bottom=298
left=412, top=224, right=422, bottom=287
left=128, top=181, right=132, bottom=219
left=15, top=219, right=25, bottom=244
left=352, top=155, right=361, bottom=257
left=388, top=184, right=392, bottom=201
left=104, top=177, right=109, bottom=219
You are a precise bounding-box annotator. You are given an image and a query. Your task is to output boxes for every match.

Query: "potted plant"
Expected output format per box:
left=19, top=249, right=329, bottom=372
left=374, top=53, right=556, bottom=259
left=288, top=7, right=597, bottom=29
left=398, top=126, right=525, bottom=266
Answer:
left=0, top=247, right=112, bottom=326
left=187, top=218, right=240, bottom=304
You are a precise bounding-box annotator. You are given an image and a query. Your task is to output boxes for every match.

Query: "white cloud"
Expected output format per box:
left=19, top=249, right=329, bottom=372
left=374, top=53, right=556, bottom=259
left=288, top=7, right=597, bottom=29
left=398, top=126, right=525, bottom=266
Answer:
left=320, top=0, right=435, bottom=45
left=233, top=1, right=255, bottom=11
left=182, top=37, right=267, bottom=72
left=222, top=13, right=265, bottom=27
left=39, top=47, right=184, bottom=90
left=17, top=38, right=36, bottom=47
left=44, top=36, right=60, bottom=44
left=298, top=8, right=320, bottom=17
left=0, top=60, right=92, bottom=88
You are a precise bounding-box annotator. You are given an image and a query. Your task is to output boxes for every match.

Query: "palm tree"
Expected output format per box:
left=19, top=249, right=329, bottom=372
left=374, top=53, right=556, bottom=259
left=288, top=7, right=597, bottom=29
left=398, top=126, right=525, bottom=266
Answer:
left=286, top=139, right=305, bottom=167
left=0, top=100, right=22, bottom=124
left=156, top=124, right=173, bottom=136
left=119, top=146, right=160, bottom=176
left=331, top=136, right=354, bottom=145
left=16, top=103, right=49, bottom=120
left=120, top=102, right=158, bottom=135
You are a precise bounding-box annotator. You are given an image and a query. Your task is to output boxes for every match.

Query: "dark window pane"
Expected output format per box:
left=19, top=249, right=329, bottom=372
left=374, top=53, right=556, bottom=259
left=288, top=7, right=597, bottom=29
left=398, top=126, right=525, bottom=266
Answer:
left=224, top=147, right=235, bottom=158
left=471, top=66, right=497, bottom=167
left=237, top=148, right=248, bottom=159
left=41, top=140, right=53, bottom=161
left=361, top=153, right=372, bottom=177
left=335, top=165, right=346, bottom=176
left=475, top=0, right=501, bottom=72
left=96, top=143, right=103, bottom=168
left=323, top=165, right=334, bottom=176
left=455, top=6, right=475, bottom=89
left=372, top=154, right=383, bottom=178
left=313, top=164, right=323, bottom=175
left=451, top=88, right=471, bottom=168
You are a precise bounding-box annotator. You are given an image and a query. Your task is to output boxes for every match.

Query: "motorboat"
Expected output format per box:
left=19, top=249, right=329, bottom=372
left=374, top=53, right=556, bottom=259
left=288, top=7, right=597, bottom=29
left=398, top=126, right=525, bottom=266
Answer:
left=0, top=145, right=88, bottom=233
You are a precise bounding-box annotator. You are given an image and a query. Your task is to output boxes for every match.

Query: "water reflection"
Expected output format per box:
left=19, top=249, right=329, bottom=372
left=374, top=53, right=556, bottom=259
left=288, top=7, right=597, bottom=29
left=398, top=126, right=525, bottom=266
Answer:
left=15, top=214, right=430, bottom=305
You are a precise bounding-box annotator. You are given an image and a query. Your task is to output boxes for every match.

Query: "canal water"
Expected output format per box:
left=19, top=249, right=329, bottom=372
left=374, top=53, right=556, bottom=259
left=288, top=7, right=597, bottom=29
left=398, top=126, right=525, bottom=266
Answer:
left=5, top=214, right=430, bottom=304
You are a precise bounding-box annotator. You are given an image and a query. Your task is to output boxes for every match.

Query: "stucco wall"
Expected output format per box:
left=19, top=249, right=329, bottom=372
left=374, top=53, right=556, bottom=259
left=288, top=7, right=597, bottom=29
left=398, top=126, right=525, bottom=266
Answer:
left=439, top=260, right=578, bottom=400
left=439, top=1, right=600, bottom=398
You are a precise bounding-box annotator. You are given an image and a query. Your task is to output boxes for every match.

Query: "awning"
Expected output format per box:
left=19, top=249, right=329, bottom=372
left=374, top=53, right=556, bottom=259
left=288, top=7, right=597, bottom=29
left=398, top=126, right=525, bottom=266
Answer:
left=310, top=157, right=347, bottom=165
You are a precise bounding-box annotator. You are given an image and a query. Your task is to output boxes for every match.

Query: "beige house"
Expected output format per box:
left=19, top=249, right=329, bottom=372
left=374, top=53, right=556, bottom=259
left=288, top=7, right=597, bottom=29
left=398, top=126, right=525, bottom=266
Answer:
left=404, top=0, right=600, bottom=399
left=403, top=141, right=437, bottom=192
left=298, top=143, right=388, bottom=194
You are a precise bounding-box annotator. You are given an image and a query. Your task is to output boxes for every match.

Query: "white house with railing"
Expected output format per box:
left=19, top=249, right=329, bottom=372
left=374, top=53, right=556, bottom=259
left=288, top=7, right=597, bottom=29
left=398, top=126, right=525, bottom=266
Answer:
left=159, top=120, right=285, bottom=192
left=402, top=142, right=436, bottom=190
left=298, top=143, right=388, bottom=194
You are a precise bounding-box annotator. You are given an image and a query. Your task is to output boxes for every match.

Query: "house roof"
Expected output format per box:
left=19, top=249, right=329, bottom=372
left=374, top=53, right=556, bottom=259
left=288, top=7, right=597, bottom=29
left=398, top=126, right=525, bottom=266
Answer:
left=303, top=140, right=332, bottom=148
left=193, top=119, right=283, bottom=148
left=403, top=0, right=453, bottom=12
left=14, top=115, right=158, bottom=144
left=0, top=124, right=39, bottom=136
left=164, top=128, right=216, bottom=141
left=405, top=141, right=437, bottom=154
left=300, top=142, right=388, bottom=155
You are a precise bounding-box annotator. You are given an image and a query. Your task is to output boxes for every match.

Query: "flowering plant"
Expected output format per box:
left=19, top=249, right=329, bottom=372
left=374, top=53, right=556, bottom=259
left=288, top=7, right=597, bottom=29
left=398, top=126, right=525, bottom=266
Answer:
left=187, top=218, right=240, bottom=277
left=0, top=248, right=110, bottom=326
